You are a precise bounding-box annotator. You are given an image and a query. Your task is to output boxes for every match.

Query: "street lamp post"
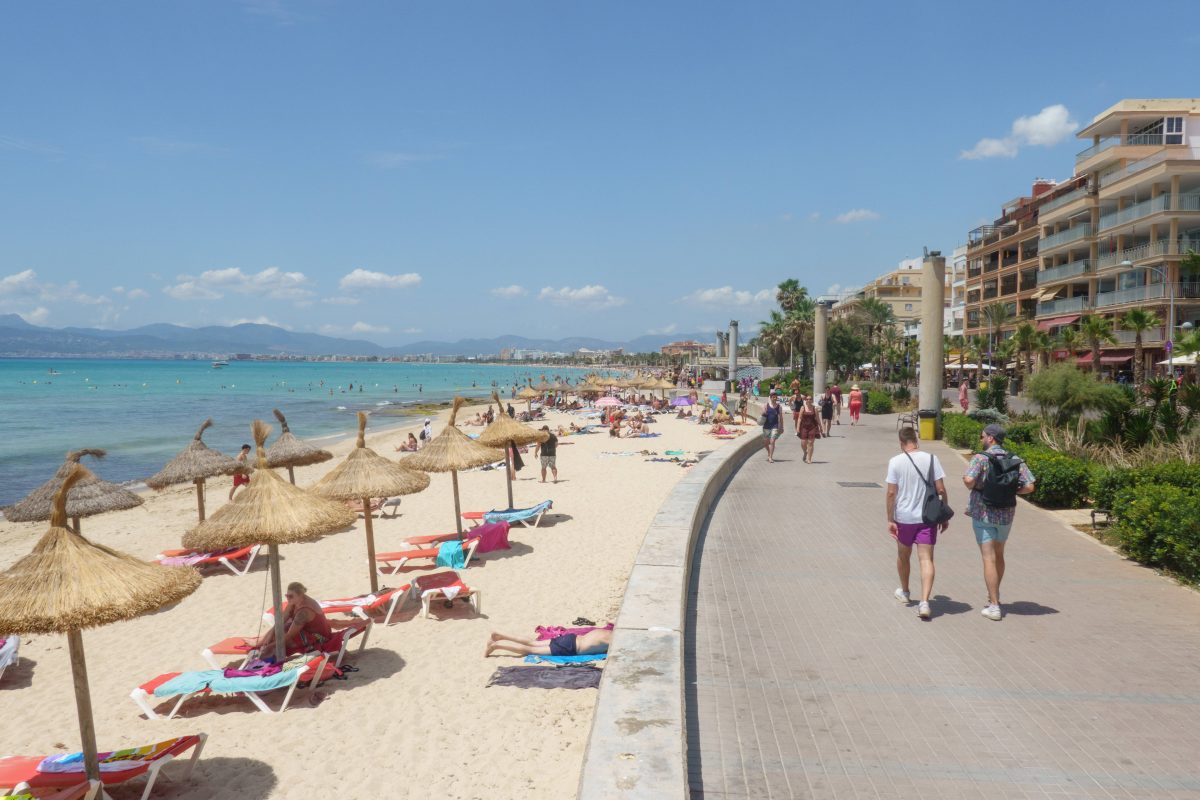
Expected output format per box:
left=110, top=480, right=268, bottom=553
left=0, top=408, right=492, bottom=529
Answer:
left=1120, top=259, right=1187, bottom=376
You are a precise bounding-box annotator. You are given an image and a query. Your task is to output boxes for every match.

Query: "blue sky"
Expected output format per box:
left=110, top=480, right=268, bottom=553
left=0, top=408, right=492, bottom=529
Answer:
left=3, top=0, right=1198, bottom=345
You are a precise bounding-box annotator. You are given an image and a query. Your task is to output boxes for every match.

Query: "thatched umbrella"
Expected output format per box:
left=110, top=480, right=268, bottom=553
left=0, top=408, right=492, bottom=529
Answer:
left=533, top=375, right=553, bottom=393
left=478, top=391, right=549, bottom=509
left=311, top=413, right=431, bottom=592
left=0, top=466, right=200, bottom=780
left=265, top=409, right=333, bottom=484
left=145, top=419, right=240, bottom=522
left=184, top=420, right=355, bottom=662
left=2, top=449, right=143, bottom=534
left=401, top=397, right=504, bottom=534
left=517, top=383, right=539, bottom=414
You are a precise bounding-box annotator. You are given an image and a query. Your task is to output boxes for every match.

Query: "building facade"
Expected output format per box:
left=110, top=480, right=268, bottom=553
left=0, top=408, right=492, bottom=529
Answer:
left=832, top=258, right=925, bottom=329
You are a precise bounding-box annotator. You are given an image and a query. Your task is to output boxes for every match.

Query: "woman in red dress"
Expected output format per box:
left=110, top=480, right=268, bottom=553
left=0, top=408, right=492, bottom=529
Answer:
left=796, top=395, right=821, bottom=464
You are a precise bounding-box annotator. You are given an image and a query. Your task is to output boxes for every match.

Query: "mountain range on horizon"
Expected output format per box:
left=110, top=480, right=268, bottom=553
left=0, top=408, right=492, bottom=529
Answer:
left=0, top=314, right=712, bottom=358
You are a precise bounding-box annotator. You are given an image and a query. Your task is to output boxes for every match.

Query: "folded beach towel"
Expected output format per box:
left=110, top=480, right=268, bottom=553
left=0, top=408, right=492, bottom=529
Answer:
left=152, top=670, right=224, bottom=698
left=38, top=738, right=187, bottom=773
left=209, top=669, right=300, bottom=694
left=435, top=540, right=466, bottom=569
left=523, top=654, right=607, bottom=665
left=534, top=623, right=614, bottom=641
left=0, top=635, right=19, bottom=671
left=472, top=521, right=511, bottom=553
left=486, top=664, right=602, bottom=690
left=483, top=500, right=552, bottom=524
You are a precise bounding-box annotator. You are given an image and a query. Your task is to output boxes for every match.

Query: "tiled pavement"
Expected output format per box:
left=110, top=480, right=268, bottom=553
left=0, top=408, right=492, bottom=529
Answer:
left=685, top=416, right=1200, bottom=800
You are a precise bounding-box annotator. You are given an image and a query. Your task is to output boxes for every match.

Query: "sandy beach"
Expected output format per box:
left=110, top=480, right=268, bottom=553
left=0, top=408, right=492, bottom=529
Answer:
left=0, top=400, right=745, bottom=799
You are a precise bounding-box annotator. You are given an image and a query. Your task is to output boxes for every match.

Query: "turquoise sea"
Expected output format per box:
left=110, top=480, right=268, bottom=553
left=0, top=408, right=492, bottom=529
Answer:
left=0, top=359, right=595, bottom=508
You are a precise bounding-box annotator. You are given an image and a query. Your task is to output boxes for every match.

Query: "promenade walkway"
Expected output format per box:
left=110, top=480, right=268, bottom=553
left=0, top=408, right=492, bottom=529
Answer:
left=686, top=415, right=1200, bottom=800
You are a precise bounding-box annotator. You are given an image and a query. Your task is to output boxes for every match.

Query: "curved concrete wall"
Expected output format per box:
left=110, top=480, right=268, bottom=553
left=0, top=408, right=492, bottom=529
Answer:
left=577, top=427, right=764, bottom=799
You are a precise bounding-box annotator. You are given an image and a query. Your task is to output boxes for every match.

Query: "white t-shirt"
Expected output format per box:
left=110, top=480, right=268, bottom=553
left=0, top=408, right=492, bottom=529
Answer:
left=885, top=449, right=946, bottom=525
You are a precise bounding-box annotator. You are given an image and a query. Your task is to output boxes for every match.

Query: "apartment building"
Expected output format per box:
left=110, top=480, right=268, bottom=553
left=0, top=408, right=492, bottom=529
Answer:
left=963, top=179, right=1061, bottom=343
left=831, top=258, right=925, bottom=329
left=1036, top=99, right=1200, bottom=373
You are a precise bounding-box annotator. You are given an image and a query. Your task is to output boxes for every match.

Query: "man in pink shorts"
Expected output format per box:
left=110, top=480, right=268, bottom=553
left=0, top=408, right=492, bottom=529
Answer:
left=885, top=427, right=949, bottom=619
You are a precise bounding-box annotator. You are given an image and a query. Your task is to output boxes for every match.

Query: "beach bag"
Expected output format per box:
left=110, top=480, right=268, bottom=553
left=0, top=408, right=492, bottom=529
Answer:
left=905, top=452, right=954, bottom=526
left=980, top=450, right=1023, bottom=508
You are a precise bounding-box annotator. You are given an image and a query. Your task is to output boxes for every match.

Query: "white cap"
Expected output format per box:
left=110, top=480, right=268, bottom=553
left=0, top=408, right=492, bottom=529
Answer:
left=425, top=418, right=431, bottom=423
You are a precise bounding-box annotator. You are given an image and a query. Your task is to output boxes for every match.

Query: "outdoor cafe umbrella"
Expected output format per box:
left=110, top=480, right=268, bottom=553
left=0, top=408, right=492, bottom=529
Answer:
left=311, top=413, right=431, bottom=592
left=478, top=390, right=549, bottom=509
left=401, top=397, right=504, bottom=534
left=0, top=465, right=201, bottom=780
left=2, top=448, right=143, bottom=534
left=183, top=420, right=356, bottom=662
left=265, top=408, right=333, bottom=485
left=146, top=419, right=241, bottom=522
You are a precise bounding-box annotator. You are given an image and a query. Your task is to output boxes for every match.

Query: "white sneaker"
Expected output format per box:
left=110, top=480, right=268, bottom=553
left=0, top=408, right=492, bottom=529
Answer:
left=917, top=601, right=931, bottom=619
left=982, top=604, right=1002, bottom=621
left=893, top=588, right=911, bottom=605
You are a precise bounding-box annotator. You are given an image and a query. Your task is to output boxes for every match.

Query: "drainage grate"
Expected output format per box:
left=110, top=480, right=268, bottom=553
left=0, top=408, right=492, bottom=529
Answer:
left=837, top=481, right=882, bottom=488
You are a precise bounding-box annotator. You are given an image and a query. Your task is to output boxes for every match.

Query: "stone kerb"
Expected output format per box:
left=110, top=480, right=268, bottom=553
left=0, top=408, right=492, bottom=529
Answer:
left=577, top=421, right=764, bottom=800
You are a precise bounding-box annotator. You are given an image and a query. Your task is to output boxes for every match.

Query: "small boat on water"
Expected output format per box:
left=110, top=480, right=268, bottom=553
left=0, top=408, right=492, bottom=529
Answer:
left=47, top=368, right=62, bottom=375
left=211, top=360, right=229, bottom=368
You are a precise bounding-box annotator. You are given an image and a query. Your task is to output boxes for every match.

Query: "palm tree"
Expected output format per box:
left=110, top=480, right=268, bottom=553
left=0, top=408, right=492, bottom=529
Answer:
left=944, top=333, right=966, bottom=382
left=755, top=310, right=787, bottom=366
left=1079, top=314, right=1118, bottom=381
left=1011, top=321, right=1038, bottom=386
left=856, top=297, right=895, bottom=379
left=1033, top=330, right=1055, bottom=369
left=1057, top=326, right=1083, bottom=359
left=1119, top=308, right=1163, bottom=388
left=967, top=334, right=989, bottom=385
left=982, top=301, right=1012, bottom=373
left=775, top=279, right=808, bottom=314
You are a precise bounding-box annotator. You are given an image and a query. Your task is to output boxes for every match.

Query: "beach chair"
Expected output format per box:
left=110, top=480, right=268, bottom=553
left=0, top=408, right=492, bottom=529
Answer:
left=344, top=497, right=388, bottom=516
left=0, top=734, right=206, bottom=800
left=465, top=499, right=553, bottom=528
left=155, top=544, right=261, bottom=576
left=206, top=618, right=372, bottom=669
left=2, top=779, right=99, bottom=800
left=262, top=587, right=411, bottom=626
left=399, top=521, right=510, bottom=554
left=131, top=655, right=334, bottom=720
left=412, top=571, right=481, bottom=619
left=374, top=537, right=481, bottom=575
left=0, top=636, right=19, bottom=684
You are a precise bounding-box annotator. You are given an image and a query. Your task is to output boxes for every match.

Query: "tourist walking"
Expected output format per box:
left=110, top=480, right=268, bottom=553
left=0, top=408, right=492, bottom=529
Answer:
left=885, top=427, right=950, bottom=619
left=796, top=395, right=821, bottom=463
left=962, top=424, right=1035, bottom=621
left=847, top=384, right=864, bottom=425
left=535, top=425, right=558, bottom=483
left=819, top=388, right=835, bottom=436
left=831, top=382, right=843, bottom=425
left=760, top=392, right=784, bottom=463
left=790, top=389, right=803, bottom=435
left=958, top=379, right=969, bottom=412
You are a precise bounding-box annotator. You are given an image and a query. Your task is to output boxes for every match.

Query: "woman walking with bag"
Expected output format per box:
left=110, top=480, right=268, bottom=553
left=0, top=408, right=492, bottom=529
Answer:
left=796, top=394, right=821, bottom=464
left=761, top=392, right=784, bottom=463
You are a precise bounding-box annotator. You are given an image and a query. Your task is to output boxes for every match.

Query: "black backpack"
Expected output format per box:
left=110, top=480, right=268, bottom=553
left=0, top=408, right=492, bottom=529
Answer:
left=980, top=450, right=1023, bottom=508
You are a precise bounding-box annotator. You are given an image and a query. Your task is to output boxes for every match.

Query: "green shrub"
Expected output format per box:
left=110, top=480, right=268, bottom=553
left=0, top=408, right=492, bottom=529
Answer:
left=1010, top=445, right=1091, bottom=509
left=1089, top=468, right=1133, bottom=511
left=1090, top=461, right=1200, bottom=512
left=942, top=413, right=983, bottom=449
left=891, top=386, right=911, bottom=402
left=1005, top=420, right=1041, bottom=445
left=1114, top=484, right=1200, bottom=580
left=967, top=408, right=1009, bottom=425
left=865, top=392, right=893, bottom=415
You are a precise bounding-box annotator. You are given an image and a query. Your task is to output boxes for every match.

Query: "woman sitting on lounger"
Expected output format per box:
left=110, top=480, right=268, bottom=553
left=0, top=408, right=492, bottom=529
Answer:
left=255, top=581, right=332, bottom=654
left=485, top=628, right=613, bottom=658
left=395, top=433, right=419, bottom=452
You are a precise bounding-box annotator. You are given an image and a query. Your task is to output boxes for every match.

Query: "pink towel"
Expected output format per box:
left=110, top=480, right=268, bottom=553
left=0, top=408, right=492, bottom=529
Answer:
left=534, top=622, right=614, bottom=641
left=472, top=521, right=511, bottom=554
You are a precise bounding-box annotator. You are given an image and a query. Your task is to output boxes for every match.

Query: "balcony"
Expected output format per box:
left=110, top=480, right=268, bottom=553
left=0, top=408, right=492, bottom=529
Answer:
left=1114, top=327, right=1165, bottom=345
left=983, top=288, right=998, bottom=300
left=1098, top=195, right=1170, bottom=231
left=1040, top=223, right=1093, bottom=250
left=1037, top=296, right=1092, bottom=316
left=1077, top=132, right=1166, bottom=164
left=1095, top=284, right=1166, bottom=308
left=1097, top=237, right=1200, bottom=269
left=1040, top=259, right=1090, bottom=283
left=1099, top=147, right=1197, bottom=189
left=1039, top=185, right=1090, bottom=214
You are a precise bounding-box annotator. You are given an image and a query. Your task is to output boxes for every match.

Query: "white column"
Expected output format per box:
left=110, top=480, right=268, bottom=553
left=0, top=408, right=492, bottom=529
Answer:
left=813, top=302, right=828, bottom=397
left=920, top=253, right=946, bottom=415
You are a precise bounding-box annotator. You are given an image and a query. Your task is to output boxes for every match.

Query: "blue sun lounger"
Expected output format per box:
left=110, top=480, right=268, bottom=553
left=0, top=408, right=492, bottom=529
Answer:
left=467, top=500, right=554, bottom=528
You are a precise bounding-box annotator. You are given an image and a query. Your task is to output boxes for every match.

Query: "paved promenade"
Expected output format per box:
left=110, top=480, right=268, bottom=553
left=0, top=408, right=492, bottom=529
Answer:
left=686, top=415, right=1200, bottom=800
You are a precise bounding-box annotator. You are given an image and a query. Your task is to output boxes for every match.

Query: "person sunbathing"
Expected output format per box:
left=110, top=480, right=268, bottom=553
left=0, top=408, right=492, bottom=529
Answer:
left=395, top=433, right=419, bottom=452
left=254, top=581, right=332, bottom=654
left=485, top=628, right=613, bottom=658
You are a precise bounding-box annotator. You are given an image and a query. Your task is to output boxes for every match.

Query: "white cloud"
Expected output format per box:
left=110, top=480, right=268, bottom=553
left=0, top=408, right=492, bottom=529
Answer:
left=537, top=285, right=626, bottom=309
left=807, top=212, right=821, bottom=222
left=680, top=286, right=775, bottom=307
left=318, top=324, right=341, bottom=335
left=834, top=208, right=881, bottom=224
left=23, top=307, right=49, bottom=324
left=0, top=269, right=108, bottom=306
left=351, top=321, right=390, bottom=334
left=401, top=327, right=422, bottom=334
left=228, top=316, right=288, bottom=328
left=322, top=296, right=360, bottom=306
left=113, top=286, right=149, bottom=300
left=960, top=104, right=1079, bottom=160
left=339, top=269, right=422, bottom=291
left=647, top=323, right=678, bottom=335
left=164, top=267, right=313, bottom=301
left=364, top=151, right=440, bottom=169
left=490, top=285, right=527, bottom=298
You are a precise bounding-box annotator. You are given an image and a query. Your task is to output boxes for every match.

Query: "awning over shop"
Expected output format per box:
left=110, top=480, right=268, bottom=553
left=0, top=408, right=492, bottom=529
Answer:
left=1075, top=351, right=1134, bottom=366
left=1037, top=314, right=1081, bottom=331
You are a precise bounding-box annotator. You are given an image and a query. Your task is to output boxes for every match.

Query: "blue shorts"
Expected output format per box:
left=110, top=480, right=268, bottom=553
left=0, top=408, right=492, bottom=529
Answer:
left=549, top=634, right=577, bottom=656
left=972, top=518, right=1012, bottom=545
left=763, top=428, right=781, bottom=441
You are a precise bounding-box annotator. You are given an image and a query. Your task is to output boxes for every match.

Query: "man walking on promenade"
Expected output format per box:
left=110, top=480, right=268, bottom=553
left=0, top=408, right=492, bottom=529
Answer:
left=962, top=424, right=1035, bottom=621
left=535, top=425, right=559, bottom=483
left=830, top=382, right=843, bottom=425
left=761, top=391, right=784, bottom=463
left=886, top=426, right=949, bottom=619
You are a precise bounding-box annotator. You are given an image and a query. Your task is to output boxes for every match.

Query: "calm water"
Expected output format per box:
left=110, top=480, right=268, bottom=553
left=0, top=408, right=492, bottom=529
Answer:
left=0, top=359, right=595, bottom=507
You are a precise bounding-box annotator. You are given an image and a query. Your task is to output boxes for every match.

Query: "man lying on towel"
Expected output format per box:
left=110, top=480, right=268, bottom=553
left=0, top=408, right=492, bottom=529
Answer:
left=485, top=628, right=612, bottom=658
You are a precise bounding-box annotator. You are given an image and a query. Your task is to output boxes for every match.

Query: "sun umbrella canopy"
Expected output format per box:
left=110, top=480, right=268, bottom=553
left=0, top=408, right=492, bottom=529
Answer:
left=312, top=413, right=431, bottom=501
left=478, top=391, right=550, bottom=449
left=670, top=396, right=694, bottom=406
left=595, top=397, right=622, bottom=407
left=265, top=409, right=334, bottom=471
left=145, top=419, right=241, bottom=489
left=402, top=398, right=505, bottom=473
left=183, top=420, right=356, bottom=552
left=533, top=376, right=553, bottom=392
left=517, top=386, right=540, bottom=400
left=3, top=449, right=143, bottom=524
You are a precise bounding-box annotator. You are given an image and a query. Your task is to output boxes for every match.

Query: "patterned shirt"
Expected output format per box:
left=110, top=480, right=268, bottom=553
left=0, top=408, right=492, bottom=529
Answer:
left=965, top=445, right=1035, bottom=525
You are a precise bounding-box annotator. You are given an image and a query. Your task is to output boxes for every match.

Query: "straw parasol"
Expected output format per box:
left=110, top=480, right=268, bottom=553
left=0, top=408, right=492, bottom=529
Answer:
left=311, top=412, right=431, bottom=592
left=517, top=383, right=540, bottom=414
left=2, top=449, right=143, bottom=534
left=0, top=465, right=201, bottom=780
left=184, top=420, right=356, bottom=662
left=145, top=419, right=241, bottom=522
left=401, top=397, right=504, bottom=534
left=265, top=408, right=334, bottom=484
left=533, top=375, right=553, bottom=392
left=478, top=391, right=549, bottom=509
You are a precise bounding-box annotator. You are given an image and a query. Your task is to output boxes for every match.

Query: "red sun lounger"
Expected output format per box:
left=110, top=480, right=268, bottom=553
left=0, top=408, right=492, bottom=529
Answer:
left=411, top=571, right=481, bottom=619
left=155, top=545, right=262, bottom=576
left=204, top=618, right=372, bottom=670
left=131, top=656, right=335, bottom=720
left=374, top=537, right=480, bottom=575
left=0, top=734, right=206, bottom=800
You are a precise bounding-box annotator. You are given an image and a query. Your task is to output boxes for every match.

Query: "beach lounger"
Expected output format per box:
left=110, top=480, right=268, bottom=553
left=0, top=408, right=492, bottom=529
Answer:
left=155, top=544, right=261, bottom=577
left=263, top=587, right=411, bottom=626
left=375, top=537, right=480, bottom=575
left=400, top=521, right=510, bottom=553
left=131, top=656, right=333, bottom=719
left=465, top=499, right=553, bottom=528
left=411, top=571, right=481, bottom=619
left=206, top=618, right=372, bottom=669
left=2, top=779, right=99, bottom=800
left=0, top=734, right=206, bottom=800
left=0, top=636, right=19, bottom=684
left=344, top=497, right=388, bottom=516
